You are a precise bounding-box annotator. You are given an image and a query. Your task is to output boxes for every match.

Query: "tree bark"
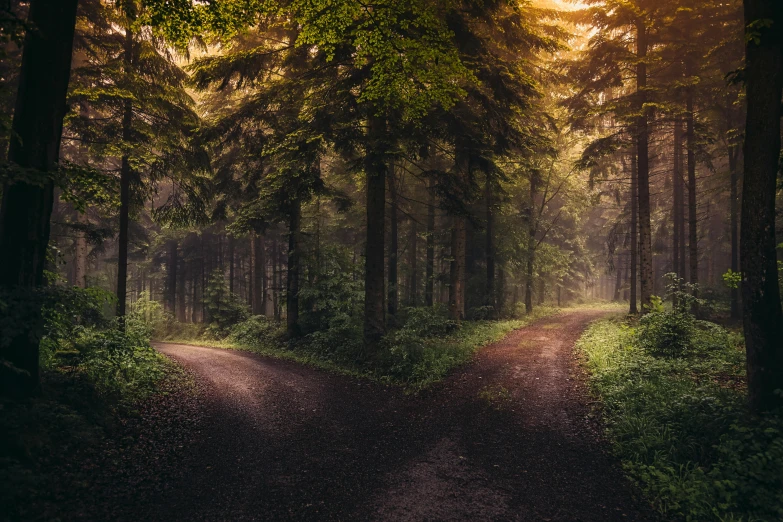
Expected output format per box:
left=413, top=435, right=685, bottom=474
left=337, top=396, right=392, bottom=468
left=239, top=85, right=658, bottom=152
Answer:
left=363, top=114, right=387, bottom=349
left=253, top=233, right=265, bottom=315
left=191, top=266, right=198, bottom=323
left=685, top=58, right=699, bottom=309
left=0, top=0, right=79, bottom=396
left=486, top=172, right=495, bottom=311
left=729, top=140, right=740, bottom=319
left=272, top=236, right=280, bottom=321
left=672, top=117, right=682, bottom=295
left=741, top=0, right=783, bottom=412
left=74, top=211, right=88, bottom=288
left=228, top=234, right=235, bottom=294
left=286, top=202, right=301, bottom=338
left=450, top=218, right=467, bottom=321
left=525, top=169, right=537, bottom=314
left=636, top=20, right=653, bottom=312
left=407, top=216, right=418, bottom=307
left=425, top=180, right=436, bottom=307
left=630, top=149, right=639, bottom=314
left=166, top=240, right=178, bottom=316
left=117, top=27, right=134, bottom=321
left=177, top=257, right=186, bottom=323
left=387, top=164, right=399, bottom=319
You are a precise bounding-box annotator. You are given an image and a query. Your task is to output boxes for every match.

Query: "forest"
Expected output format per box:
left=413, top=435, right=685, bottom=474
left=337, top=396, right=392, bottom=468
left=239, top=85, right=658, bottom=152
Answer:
left=1, top=0, right=782, bottom=520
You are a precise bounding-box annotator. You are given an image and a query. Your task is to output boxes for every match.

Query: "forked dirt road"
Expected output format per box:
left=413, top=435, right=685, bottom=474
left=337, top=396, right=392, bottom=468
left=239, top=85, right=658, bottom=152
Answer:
left=141, top=310, right=654, bottom=521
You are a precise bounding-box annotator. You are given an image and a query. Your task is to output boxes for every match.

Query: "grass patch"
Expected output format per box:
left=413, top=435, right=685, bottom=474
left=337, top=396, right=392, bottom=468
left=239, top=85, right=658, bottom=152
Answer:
left=478, top=384, right=513, bottom=409
left=161, top=306, right=559, bottom=391
left=576, top=316, right=783, bottom=521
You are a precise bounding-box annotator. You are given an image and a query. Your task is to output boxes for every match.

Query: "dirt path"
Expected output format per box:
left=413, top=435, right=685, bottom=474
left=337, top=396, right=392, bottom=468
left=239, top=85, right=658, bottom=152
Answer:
left=135, top=310, right=654, bottom=521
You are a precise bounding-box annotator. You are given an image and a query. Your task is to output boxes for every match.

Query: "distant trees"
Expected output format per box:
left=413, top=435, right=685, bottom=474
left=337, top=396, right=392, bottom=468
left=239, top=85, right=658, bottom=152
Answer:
left=569, top=0, right=744, bottom=315
left=68, top=0, right=204, bottom=320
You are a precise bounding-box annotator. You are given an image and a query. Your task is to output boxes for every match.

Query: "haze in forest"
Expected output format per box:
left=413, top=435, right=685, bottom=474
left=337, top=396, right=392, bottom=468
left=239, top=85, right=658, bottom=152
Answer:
left=1, top=0, right=782, bottom=520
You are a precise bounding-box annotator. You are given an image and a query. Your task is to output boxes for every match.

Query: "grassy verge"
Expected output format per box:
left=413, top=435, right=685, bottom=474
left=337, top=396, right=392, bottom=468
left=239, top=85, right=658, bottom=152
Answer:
left=576, top=316, right=783, bottom=521
left=161, top=306, right=559, bottom=391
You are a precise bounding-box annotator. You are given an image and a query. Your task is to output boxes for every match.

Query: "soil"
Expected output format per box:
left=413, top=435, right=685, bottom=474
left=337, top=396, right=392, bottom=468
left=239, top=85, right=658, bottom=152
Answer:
left=86, top=309, right=658, bottom=521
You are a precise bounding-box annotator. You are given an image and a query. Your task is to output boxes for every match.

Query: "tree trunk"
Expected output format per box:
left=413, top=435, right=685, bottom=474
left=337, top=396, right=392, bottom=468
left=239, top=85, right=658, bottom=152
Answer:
left=407, top=217, right=418, bottom=307
left=191, top=266, right=198, bottom=323
left=741, top=0, right=783, bottom=412
left=630, top=150, right=639, bottom=314
left=614, top=254, right=622, bottom=301
left=166, top=240, right=178, bottom=316
left=253, top=233, right=265, bottom=315
left=0, top=0, right=79, bottom=396
left=286, top=203, right=301, bottom=338
left=363, top=115, right=386, bottom=349
left=272, top=236, right=280, bottom=321
left=729, top=141, right=740, bottom=319
left=636, top=20, right=653, bottom=312
left=116, top=24, right=136, bottom=321
left=247, top=243, right=253, bottom=307
left=177, top=257, right=186, bottom=323
left=425, top=180, right=436, bottom=307
left=387, top=164, right=399, bottom=319
left=486, top=172, right=495, bottom=310
left=673, top=117, right=682, bottom=298
left=449, top=218, right=467, bottom=321
left=74, top=211, right=88, bottom=288
left=228, top=234, right=235, bottom=294
left=525, top=170, right=537, bottom=314
left=686, top=59, right=699, bottom=309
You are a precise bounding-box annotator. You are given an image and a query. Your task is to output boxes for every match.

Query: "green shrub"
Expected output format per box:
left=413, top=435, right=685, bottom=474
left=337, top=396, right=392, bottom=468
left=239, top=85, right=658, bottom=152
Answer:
left=637, top=308, right=695, bottom=357
left=467, top=305, right=496, bottom=320
left=0, top=285, right=113, bottom=370
left=397, top=305, right=457, bottom=337
left=578, top=317, right=783, bottom=521
left=203, top=269, right=250, bottom=334
left=300, top=312, right=364, bottom=360
left=635, top=275, right=729, bottom=358
left=74, top=322, right=164, bottom=403
left=229, top=315, right=284, bottom=348
left=297, top=246, right=364, bottom=335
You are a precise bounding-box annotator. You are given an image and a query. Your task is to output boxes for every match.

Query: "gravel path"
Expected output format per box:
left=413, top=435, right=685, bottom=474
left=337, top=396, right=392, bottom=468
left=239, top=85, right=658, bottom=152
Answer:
left=138, top=309, right=655, bottom=521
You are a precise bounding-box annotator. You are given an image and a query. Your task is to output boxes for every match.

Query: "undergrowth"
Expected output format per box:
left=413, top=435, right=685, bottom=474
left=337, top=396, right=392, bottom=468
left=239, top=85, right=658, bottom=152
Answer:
left=1, top=288, right=184, bottom=521
left=576, top=315, right=782, bottom=521
left=163, top=305, right=559, bottom=391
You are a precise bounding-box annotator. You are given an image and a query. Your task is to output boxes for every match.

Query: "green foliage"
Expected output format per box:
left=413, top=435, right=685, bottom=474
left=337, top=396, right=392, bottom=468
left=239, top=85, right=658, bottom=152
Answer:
left=203, top=269, right=250, bottom=334
left=0, top=285, right=112, bottom=373
left=0, top=286, right=180, bottom=520
left=298, top=245, right=364, bottom=335
left=722, top=269, right=742, bottom=290
left=73, top=319, right=165, bottom=404
left=578, top=317, right=782, bottom=521
left=397, top=305, right=458, bottom=338
left=128, top=292, right=167, bottom=338
left=635, top=275, right=721, bottom=358
left=188, top=306, right=558, bottom=390
left=376, top=306, right=553, bottom=389
left=228, top=315, right=284, bottom=348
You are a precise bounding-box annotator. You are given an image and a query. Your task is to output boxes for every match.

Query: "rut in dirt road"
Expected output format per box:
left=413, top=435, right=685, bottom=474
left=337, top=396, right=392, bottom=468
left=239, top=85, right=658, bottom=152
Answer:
left=135, top=310, right=655, bottom=521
